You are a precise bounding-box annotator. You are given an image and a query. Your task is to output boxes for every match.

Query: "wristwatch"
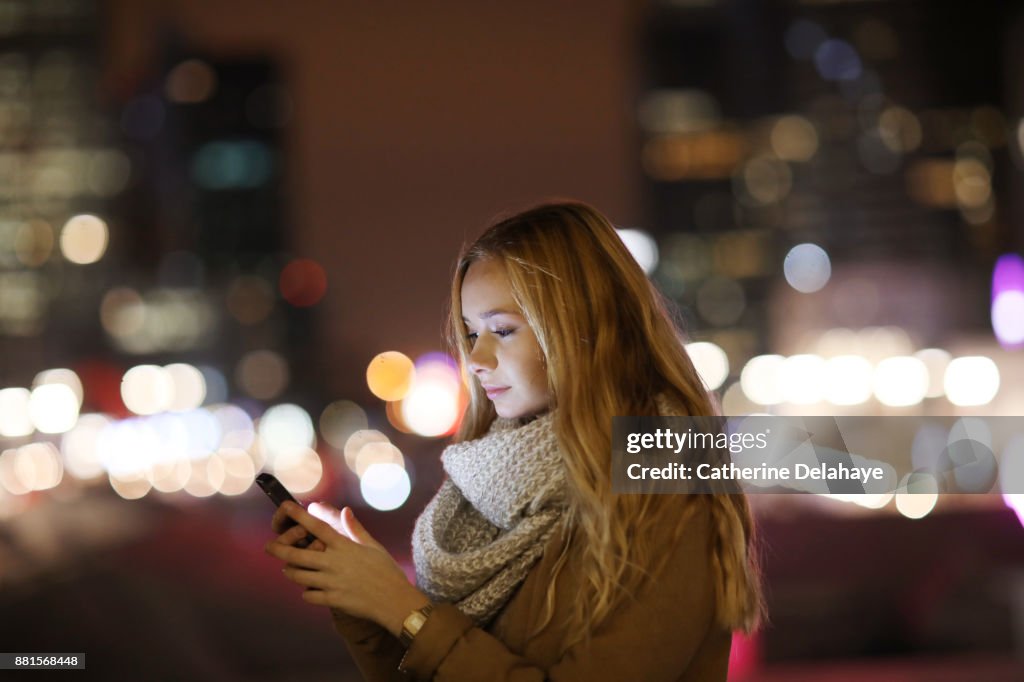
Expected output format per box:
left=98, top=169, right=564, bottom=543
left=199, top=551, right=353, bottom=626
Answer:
left=399, top=603, right=434, bottom=648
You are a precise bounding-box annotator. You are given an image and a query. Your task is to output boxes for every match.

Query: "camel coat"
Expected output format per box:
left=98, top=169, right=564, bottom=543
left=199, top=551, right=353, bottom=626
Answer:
left=332, top=502, right=731, bottom=681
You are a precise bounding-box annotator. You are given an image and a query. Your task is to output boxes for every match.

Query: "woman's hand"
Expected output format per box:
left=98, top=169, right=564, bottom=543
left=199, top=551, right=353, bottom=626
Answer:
left=265, top=501, right=431, bottom=637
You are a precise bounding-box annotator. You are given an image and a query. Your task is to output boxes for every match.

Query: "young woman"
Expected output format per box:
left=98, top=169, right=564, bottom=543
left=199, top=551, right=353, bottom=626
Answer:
left=265, top=201, right=765, bottom=681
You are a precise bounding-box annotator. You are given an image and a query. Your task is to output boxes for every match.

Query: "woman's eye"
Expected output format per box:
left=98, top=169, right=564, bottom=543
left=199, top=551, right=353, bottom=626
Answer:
left=494, top=328, right=514, bottom=338
left=466, top=332, right=478, bottom=343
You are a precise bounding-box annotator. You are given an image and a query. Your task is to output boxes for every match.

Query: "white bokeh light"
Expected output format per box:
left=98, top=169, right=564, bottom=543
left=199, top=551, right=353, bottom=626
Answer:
left=272, top=446, right=323, bottom=493
left=360, top=462, right=411, bottom=511
left=685, top=342, right=729, bottom=391
left=121, top=365, right=174, bottom=415
left=14, top=442, right=63, bottom=491
left=895, top=472, right=939, bottom=519
left=401, top=363, right=461, bottom=438
left=824, top=355, right=873, bottom=405
left=60, top=214, right=109, bottom=264
left=33, top=368, right=84, bottom=406
left=61, top=413, right=111, bottom=480
left=944, top=356, right=1000, bottom=407
left=258, top=404, right=316, bottom=465
left=616, top=228, right=659, bottom=274
left=783, top=243, right=831, bottom=293
left=740, top=355, right=785, bottom=406
left=873, top=356, right=929, bottom=407
left=0, top=388, right=34, bottom=437
left=28, top=383, right=80, bottom=434
left=781, top=354, right=826, bottom=405
left=354, top=441, right=405, bottom=477
left=914, top=348, right=951, bottom=398
left=165, top=363, right=207, bottom=411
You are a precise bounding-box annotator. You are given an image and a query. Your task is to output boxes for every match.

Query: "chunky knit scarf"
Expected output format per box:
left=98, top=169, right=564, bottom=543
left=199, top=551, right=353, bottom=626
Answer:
left=411, top=411, right=568, bottom=626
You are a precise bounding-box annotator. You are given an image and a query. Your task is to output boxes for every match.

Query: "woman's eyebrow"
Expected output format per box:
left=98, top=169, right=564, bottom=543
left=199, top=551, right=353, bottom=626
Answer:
left=461, top=308, right=521, bottom=322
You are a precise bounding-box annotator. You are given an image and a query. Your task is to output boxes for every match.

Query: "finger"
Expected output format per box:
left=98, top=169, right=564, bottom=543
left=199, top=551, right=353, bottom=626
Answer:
left=279, top=525, right=312, bottom=547
left=341, top=507, right=384, bottom=549
left=282, top=502, right=341, bottom=546
left=309, top=501, right=342, bottom=527
left=283, top=567, right=332, bottom=590
left=265, top=541, right=328, bottom=569
left=271, top=505, right=295, bottom=533
left=301, top=589, right=330, bottom=606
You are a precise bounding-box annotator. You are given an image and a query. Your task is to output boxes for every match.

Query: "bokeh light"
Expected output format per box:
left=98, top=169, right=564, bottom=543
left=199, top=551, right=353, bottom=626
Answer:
left=615, top=228, right=659, bottom=274
left=258, top=403, right=316, bottom=466
left=15, top=219, right=54, bottom=266
left=165, top=59, right=217, bottom=104
left=783, top=243, right=831, bottom=293
left=60, top=214, right=109, bottom=264
left=343, top=429, right=390, bottom=473
left=272, top=447, right=323, bottom=493
left=914, top=348, right=951, bottom=399
left=199, top=365, right=229, bottom=405
left=401, top=355, right=462, bottom=437
left=100, top=287, right=146, bottom=339
left=28, top=382, right=79, bottom=433
left=991, top=291, right=1024, bottom=347
left=320, top=400, right=369, bottom=450
left=0, top=448, right=30, bottom=495
left=824, top=355, right=873, bottom=405
left=215, top=447, right=256, bottom=495
left=109, top=471, right=151, bottom=500
left=770, top=115, right=819, bottom=162
left=0, top=387, right=34, bottom=437
left=781, top=354, right=826, bottom=405
left=952, top=157, right=991, bottom=209
left=895, top=472, right=939, bottom=519
left=165, top=363, right=206, bottom=411
left=366, top=351, right=415, bottom=401
left=944, top=356, right=1000, bottom=407
left=61, top=413, right=110, bottom=480
left=279, top=258, right=327, bottom=307
left=738, top=156, right=792, bottom=205
left=33, top=368, right=83, bottom=406
left=685, top=341, right=729, bottom=391
left=183, top=455, right=225, bottom=497
left=873, top=357, right=929, bottom=407
left=13, top=442, right=63, bottom=491
left=236, top=350, right=289, bottom=401
left=121, top=365, right=174, bottom=415
left=354, top=441, right=405, bottom=477
left=740, top=354, right=785, bottom=406
left=878, top=106, right=922, bottom=153
left=814, top=39, right=862, bottom=81
left=360, top=462, right=411, bottom=511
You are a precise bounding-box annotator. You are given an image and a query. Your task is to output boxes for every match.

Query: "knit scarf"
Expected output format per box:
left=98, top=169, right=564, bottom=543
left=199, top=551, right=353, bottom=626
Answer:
left=411, top=411, right=568, bottom=626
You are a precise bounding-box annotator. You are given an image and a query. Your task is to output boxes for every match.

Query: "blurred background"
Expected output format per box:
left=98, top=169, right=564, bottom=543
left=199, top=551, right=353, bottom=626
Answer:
left=1, top=0, right=1024, bottom=680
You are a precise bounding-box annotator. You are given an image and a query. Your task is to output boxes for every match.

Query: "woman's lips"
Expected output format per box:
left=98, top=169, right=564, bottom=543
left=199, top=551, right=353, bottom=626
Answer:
left=484, top=387, right=509, bottom=399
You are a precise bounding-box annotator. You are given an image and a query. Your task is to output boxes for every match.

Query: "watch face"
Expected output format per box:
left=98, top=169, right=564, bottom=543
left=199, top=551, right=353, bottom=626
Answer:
left=401, top=607, right=431, bottom=646
left=407, top=612, right=428, bottom=632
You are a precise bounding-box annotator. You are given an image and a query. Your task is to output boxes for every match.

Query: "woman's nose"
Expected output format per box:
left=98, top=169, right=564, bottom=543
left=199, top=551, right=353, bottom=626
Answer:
left=468, top=339, right=496, bottom=374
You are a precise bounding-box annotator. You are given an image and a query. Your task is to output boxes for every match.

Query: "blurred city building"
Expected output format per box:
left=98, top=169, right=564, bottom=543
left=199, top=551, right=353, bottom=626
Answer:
left=0, top=0, right=1022, bottom=680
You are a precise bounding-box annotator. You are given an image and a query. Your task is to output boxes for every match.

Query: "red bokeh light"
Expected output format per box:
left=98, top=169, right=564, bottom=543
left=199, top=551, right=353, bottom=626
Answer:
left=279, top=258, right=327, bottom=307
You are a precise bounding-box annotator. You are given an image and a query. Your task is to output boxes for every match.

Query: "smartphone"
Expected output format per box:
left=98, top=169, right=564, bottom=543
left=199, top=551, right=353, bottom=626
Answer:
left=256, top=473, right=317, bottom=549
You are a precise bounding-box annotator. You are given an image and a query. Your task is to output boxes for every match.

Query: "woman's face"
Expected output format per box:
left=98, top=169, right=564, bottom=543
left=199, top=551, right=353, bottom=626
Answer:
left=461, top=259, right=551, bottom=420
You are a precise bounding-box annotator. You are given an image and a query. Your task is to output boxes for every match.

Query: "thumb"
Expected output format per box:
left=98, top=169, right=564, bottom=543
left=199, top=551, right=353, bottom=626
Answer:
left=341, top=507, right=382, bottom=548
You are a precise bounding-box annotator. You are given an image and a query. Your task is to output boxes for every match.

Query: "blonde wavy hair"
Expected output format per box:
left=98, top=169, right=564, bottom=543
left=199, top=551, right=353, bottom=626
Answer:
left=447, top=201, right=765, bottom=648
